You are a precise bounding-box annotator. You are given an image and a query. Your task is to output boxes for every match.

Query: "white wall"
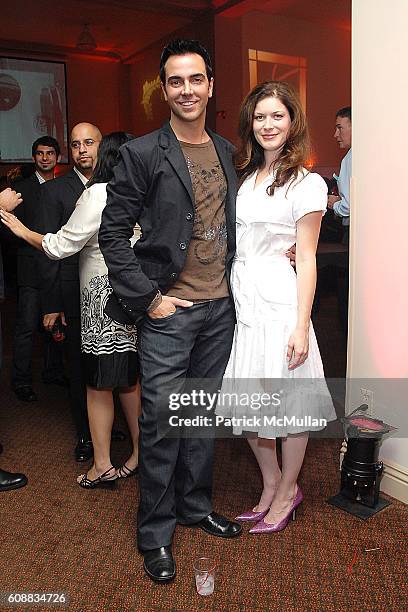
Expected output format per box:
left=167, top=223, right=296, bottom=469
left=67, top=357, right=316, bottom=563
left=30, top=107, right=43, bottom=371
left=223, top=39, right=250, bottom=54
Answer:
left=350, top=0, right=408, bottom=502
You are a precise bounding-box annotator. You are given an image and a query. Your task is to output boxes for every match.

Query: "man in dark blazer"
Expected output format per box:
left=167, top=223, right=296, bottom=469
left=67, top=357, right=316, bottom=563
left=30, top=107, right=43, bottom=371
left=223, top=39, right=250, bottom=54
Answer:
left=36, top=123, right=101, bottom=462
left=99, top=39, right=241, bottom=584
left=0, top=188, right=27, bottom=492
left=11, top=136, right=65, bottom=402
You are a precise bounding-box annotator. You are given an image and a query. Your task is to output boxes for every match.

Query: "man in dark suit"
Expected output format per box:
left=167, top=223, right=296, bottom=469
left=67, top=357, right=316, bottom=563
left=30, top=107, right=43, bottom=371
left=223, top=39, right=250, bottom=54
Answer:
left=11, top=136, right=65, bottom=402
left=37, top=123, right=101, bottom=462
left=99, top=39, right=241, bottom=584
left=0, top=187, right=27, bottom=492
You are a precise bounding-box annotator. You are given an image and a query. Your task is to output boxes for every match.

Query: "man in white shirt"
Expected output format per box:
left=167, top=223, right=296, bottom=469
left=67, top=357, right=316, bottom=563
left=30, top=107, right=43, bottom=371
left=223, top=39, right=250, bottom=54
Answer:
left=36, top=123, right=125, bottom=462
left=11, top=137, right=64, bottom=403
left=36, top=124, right=102, bottom=461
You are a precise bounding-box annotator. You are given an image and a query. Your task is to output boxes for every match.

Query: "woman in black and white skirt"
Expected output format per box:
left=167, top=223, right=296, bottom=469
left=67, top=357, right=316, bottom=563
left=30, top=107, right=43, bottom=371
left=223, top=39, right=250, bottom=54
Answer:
left=1, top=133, right=141, bottom=489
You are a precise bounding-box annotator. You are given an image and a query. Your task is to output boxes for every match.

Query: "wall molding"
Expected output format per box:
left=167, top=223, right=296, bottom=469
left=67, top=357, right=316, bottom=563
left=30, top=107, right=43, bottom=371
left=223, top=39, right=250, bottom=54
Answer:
left=0, top=39, right=121, bottom=62
left=381, top=458, right=408, bottom=504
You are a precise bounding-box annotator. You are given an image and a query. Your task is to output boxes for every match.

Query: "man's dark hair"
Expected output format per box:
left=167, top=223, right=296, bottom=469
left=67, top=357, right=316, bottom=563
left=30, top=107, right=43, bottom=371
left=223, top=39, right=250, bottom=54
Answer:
left=32, top=136, right=61, bottom=158
left=88, top=132, right=135, bottom=186
left=159, top=39, right=213, bottom=84
left=336, top=106, right=351, bottom=121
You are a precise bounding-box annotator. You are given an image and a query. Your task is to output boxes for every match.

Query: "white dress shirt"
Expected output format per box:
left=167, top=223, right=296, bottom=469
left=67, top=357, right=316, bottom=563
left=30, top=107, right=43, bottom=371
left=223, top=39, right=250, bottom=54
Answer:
left=333, top=148, right=352, bottom=226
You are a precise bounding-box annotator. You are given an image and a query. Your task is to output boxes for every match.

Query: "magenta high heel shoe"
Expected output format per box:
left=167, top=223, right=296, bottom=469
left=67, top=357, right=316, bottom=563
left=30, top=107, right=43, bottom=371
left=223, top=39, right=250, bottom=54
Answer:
left=235, top=508, right=269, bottom=522
left=249, top=487, right=303, bottom=534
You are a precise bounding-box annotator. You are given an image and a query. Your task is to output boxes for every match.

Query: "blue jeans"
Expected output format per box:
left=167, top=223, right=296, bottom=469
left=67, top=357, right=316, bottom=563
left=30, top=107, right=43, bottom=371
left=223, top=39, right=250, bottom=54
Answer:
left=137, top=297, right=235, bottom=551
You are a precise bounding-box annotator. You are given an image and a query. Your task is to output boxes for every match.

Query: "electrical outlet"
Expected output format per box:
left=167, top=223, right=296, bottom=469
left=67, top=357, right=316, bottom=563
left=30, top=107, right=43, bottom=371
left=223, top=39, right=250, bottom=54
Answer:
left=360, top=388, right=374, bottom=414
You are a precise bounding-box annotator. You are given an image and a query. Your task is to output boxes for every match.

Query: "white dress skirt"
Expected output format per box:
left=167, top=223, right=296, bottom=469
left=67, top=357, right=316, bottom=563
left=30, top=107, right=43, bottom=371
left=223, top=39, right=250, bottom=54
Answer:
left=217, top=170, right=337, bottom=438
left=42, top=182, right=139, bottom=389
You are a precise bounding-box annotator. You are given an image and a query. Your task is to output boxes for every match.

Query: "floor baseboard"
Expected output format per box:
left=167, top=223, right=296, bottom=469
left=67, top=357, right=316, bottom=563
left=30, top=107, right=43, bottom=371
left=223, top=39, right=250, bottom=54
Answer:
left=381, top=459, right=408, bottom=504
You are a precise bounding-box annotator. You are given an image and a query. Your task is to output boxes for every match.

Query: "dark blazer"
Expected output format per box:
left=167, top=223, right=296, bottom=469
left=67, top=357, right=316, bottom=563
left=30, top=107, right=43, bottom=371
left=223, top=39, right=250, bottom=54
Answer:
left=0, top=242, right=3, bottom=371
left=36, top=169, right=85, bottom=317
left=99, top=122, right=237, bottom=325
left=13, top=173, right=42, bottom=287
left=0, top=242, right=4, bottom=302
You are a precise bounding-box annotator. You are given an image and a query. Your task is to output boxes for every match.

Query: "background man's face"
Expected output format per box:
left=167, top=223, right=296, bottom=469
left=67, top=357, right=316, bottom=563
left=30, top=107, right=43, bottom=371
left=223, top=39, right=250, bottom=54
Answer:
left=70, top=124, right=101, bottom=172
left=33, top=145, right=59, bottom=173
left=334, top=116, right=352, bottom=149
left=162, top=53, right=213, bottom=124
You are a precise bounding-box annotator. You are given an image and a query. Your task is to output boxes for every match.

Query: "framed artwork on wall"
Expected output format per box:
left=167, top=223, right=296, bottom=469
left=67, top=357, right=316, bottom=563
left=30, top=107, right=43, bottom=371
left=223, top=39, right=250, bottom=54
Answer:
left=248, top=49, right=307, bottom=110
left=0, top=57, right=68, bottom=163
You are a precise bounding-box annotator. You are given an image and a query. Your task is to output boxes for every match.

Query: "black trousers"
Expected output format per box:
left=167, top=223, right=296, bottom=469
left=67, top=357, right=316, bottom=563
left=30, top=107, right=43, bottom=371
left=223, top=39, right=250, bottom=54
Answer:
left=64, top=315, right=89, bottom=439
left=11, top=286, right=64, bottom=387
left=137, top=297, right=235, bottom=551
left=338, top=227, right=349, bottom=337
left=0, top=311, right=3, bottom=373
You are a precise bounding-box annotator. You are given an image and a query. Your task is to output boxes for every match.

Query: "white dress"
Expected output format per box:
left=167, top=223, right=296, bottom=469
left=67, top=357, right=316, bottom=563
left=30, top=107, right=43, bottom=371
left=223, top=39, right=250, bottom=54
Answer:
left=42, top=182, right=139, bottom=388
left=218, top=170, right=336, bottom=437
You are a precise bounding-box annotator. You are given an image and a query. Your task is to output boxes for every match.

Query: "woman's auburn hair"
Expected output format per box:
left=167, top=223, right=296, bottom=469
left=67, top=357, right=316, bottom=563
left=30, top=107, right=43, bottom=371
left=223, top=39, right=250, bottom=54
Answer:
left=235, top=80, right=311, bottom=195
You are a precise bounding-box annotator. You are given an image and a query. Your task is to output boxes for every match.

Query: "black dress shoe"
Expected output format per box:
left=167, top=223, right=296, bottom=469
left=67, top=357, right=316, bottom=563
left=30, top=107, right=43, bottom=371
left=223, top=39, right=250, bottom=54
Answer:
left=197, top=512, right=242, bottom=538
left=111, top=428, right=126, bottom=442
left=143, top=546, right=176, bottom=583
left=75, top=437, right=93, bottom=462
left=13, top=385, right=37, bottom=402
left=0, top=468, right=28, bottom=492
left=42, top=374, right=69, bottom=387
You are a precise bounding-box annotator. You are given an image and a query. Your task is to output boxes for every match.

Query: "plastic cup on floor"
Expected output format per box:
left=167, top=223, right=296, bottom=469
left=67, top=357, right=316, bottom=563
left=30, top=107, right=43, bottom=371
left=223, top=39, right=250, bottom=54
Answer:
left=194, top=557, right=216, bottom=596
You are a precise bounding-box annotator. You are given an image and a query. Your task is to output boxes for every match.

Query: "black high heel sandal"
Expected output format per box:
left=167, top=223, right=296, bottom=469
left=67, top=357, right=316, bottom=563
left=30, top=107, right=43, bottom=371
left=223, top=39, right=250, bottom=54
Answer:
left=117, top=463, right=138, bottom=479
left=77, top=466, right=117, bottom=489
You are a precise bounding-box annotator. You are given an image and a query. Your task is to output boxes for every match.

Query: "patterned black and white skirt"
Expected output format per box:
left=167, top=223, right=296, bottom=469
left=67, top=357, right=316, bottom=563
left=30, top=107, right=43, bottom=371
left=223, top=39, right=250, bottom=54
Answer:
left=81, top=275, right=139, bottom=389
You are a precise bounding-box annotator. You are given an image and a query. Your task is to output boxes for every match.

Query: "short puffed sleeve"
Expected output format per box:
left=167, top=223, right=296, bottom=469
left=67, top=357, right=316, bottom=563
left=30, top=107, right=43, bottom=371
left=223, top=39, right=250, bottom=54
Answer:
left=291, top=172, right=327, bottom=223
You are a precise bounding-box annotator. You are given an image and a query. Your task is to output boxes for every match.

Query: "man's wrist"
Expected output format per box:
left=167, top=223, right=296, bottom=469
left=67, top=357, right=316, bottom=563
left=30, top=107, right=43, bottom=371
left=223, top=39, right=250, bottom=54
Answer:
left=147, top=290, right=162, bottom=312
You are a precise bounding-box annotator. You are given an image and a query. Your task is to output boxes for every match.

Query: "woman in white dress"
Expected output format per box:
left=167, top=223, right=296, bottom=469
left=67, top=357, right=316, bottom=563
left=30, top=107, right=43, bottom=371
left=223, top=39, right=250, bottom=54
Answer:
left=1, top=133, right=141, bottom=489
left=221, top=81, right=336, bottom=533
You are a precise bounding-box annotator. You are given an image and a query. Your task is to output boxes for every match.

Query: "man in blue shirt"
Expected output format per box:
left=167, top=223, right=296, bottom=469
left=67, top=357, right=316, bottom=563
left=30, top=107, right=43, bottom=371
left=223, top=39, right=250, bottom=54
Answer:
left=328, top=106, right=351, bottom=335
left=328, top=106, right=352, bottom=237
